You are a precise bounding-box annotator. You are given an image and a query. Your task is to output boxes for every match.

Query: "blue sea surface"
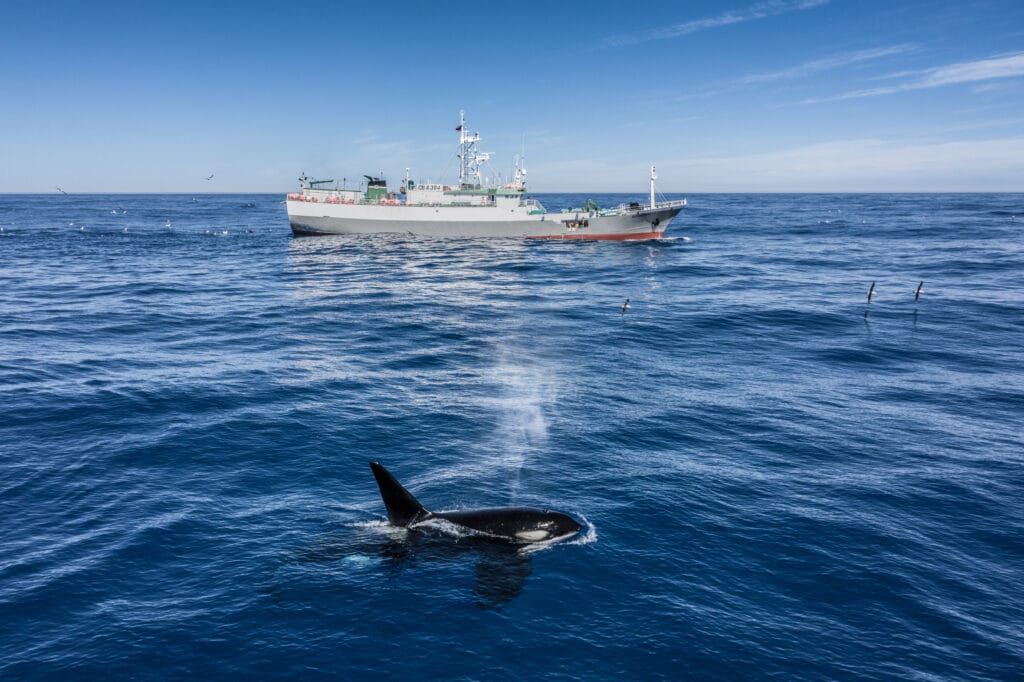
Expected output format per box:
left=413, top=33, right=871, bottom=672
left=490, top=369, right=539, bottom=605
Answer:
left=1, top=192, right=1022, bottom=679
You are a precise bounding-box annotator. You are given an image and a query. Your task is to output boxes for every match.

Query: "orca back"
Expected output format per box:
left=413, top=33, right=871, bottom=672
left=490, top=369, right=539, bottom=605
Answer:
left=370, top=461, right=430, bottom=526
left=436, top=508, right=582, bottom=542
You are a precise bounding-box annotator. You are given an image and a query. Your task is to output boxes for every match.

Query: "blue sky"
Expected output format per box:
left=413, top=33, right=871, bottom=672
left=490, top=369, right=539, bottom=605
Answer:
left=2, top=0, right=1023, bottom=193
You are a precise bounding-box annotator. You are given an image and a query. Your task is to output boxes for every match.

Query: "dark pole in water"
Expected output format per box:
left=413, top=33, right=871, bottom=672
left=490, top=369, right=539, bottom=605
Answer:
left=915, top=281, right=923, bottom=304
left=867, top=281, right=876, bottom=304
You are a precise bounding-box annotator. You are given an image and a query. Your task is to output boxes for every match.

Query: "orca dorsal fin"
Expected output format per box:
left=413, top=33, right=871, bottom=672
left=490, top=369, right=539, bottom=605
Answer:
left=370, top=461, right=430, bottom=526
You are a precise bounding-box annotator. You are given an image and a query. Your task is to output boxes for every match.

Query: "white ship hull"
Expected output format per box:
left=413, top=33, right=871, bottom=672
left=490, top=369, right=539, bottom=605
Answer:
left=287, top=201, right=685, bottom=240
left=286, top=111, right=686, bottom=240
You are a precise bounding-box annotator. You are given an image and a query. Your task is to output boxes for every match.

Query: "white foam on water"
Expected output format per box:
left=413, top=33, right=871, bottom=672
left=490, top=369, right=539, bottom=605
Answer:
left=348, top=519, right=408, bottom=541
left=565, top=516, right=598, bottom=546
left=411, top=516, right=495, bottom=540
left=340, top=554, right=382, bottom=569
left=348, top=520, right=390, bottom=530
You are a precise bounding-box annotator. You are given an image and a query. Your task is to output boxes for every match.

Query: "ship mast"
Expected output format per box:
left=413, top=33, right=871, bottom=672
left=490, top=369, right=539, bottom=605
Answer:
left=512, top=133, right=527, bottom=189
left=650, top=165, right=657, bottom=209
left=457, top=110, right=490, bottom=189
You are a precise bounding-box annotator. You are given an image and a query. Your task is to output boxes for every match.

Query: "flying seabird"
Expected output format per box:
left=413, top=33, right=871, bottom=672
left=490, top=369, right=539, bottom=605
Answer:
left=867, top=281, right=876, bottom=304
left=205, top=174, right=214, bottom=181
left=621, top=298, right=630, bottom=315
left=914, top=281, right=924, bottom=303
left=56, top=186, right=67, bottom=195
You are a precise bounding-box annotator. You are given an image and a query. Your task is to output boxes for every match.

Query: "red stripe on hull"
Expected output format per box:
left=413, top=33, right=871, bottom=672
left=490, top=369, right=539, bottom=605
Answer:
left=525, top=231, right=665, bottom=241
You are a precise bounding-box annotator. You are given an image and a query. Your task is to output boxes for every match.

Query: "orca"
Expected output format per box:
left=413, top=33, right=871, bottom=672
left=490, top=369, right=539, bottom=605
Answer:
left=370, top=461, right=583, bottom=544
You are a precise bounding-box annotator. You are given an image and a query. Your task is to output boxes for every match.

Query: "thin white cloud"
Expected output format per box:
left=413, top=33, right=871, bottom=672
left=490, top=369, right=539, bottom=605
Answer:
left=528, top=135, right=1024, bottom=191
left=804, top=52, right=1024, bottom=103
left=605, top=0, right=830, bottom=47
left=972, top=82, right=1009, bottom=94
left=662, top=137, right=1024, bottom=192
left=736, top=45, right=915, bottom=84
left=920, top=52, right=1024, bottom=87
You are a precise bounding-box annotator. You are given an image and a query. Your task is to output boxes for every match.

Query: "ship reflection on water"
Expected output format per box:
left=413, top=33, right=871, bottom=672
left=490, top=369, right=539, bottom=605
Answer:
left=284, top=232, right=532, bottom=307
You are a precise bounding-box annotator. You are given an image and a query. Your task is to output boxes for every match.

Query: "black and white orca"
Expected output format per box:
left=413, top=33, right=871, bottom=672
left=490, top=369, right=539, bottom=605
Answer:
left=370, top=461, right=582, bottom=544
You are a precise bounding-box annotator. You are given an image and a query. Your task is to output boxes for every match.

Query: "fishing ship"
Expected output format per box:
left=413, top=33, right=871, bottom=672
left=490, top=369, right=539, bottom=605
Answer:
left=286, top=112, right=686, bottom=239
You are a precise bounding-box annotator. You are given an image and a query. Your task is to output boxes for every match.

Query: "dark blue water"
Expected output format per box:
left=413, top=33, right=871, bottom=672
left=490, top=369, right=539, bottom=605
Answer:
left=2, top=193, right=1022, bottom=679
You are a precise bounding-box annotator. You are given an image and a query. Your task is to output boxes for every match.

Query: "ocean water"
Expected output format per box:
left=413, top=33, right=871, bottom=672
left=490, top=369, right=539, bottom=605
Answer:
left=1, top=192, right=1022, bottom=680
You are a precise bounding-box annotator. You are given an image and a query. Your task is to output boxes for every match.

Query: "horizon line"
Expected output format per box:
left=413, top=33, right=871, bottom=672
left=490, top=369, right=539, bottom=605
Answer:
left=3, top=190, right=1023, bottom=196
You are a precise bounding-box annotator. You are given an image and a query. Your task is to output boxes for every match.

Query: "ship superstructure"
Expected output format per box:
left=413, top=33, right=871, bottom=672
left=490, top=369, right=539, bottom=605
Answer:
left=286, top=112, right=686, bottom=239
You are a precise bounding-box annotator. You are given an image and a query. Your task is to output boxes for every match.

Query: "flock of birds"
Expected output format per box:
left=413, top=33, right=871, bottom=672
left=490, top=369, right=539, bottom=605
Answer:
left=867, top=280, right=925, bottom=304
left=43, top=174, right=258, bottom=235
left=861, top=280, right=926, bottom=319
left=618, top=281, right=925, bottom=319
left=59, top=220, right=237, bottom=236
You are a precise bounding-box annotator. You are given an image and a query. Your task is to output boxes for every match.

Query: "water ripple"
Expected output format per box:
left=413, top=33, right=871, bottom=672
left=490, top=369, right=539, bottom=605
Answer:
left=1, top=193, right=1022, bottom=679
